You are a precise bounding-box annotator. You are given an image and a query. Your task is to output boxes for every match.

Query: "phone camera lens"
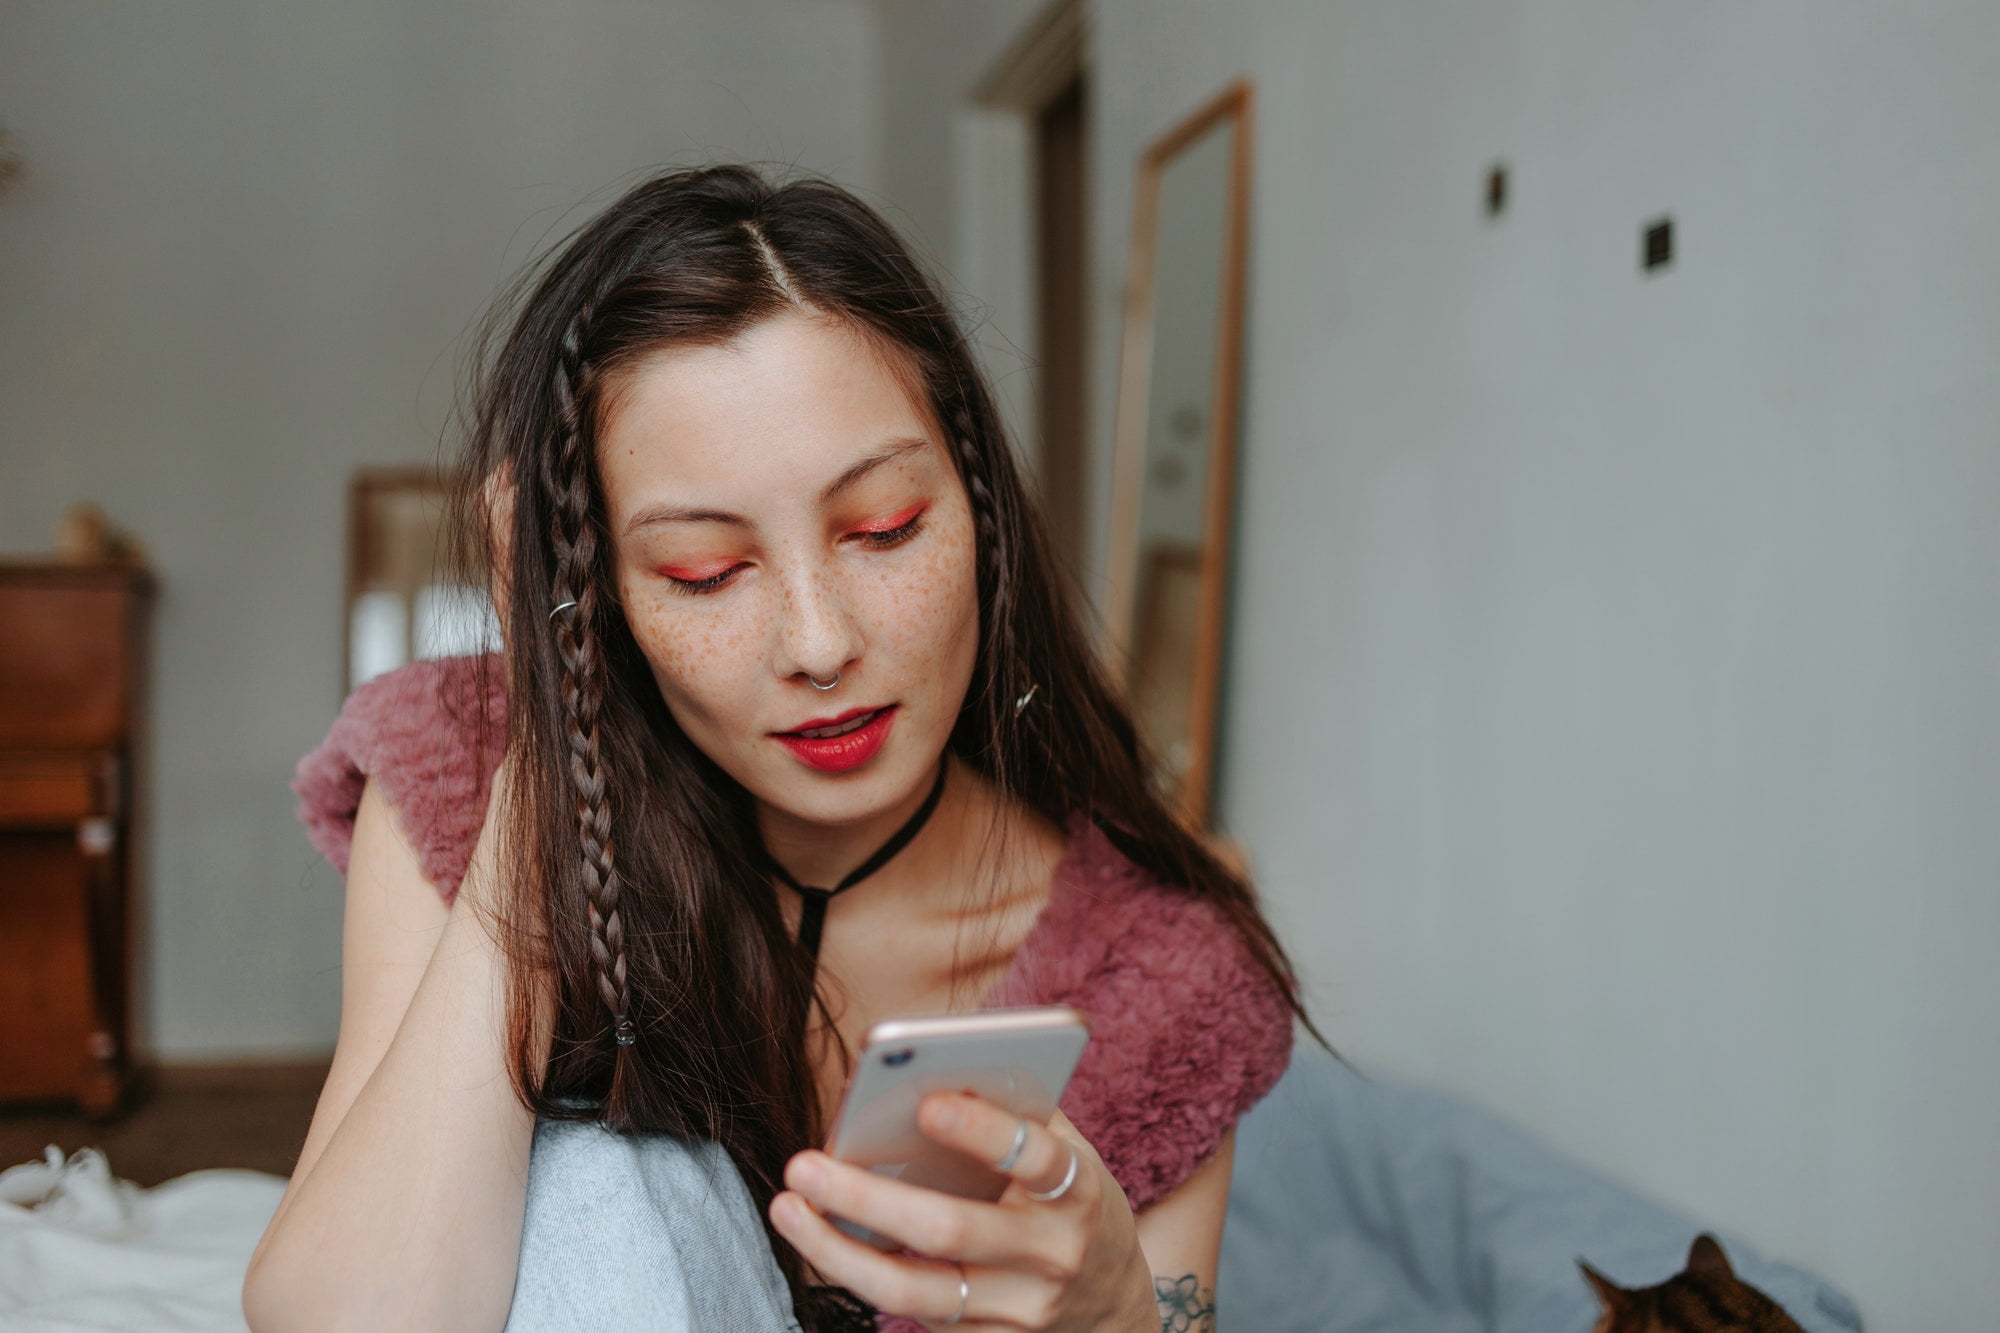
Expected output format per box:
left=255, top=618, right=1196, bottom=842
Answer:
left=882, top=1048, right=915, bottom=1067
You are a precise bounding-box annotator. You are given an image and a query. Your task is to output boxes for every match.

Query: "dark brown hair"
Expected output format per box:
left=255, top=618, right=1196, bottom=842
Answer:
left=439, top=163, right=1315, bottom=1325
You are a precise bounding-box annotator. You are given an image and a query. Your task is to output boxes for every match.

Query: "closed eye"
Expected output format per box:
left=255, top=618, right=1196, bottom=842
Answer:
left=659, top=505, right=927, bottom=595
left=660, top=562, right=744, bottom=595
left=850, top=504, right=927, bottom=551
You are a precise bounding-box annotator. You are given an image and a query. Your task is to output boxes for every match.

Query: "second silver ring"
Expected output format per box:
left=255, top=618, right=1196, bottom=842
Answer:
left=1024, top=1142, right=1080, bottom=1202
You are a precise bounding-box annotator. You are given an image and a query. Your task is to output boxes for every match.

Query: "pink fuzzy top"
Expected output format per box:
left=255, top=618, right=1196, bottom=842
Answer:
left=292, top=653, right=1294, bottom=1319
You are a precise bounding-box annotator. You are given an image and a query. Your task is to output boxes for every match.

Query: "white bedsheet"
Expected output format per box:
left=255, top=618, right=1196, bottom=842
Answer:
left=0, top=1145, right=285, bottom=1332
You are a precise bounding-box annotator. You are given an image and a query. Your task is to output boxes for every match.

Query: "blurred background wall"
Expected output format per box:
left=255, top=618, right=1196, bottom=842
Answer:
left=0, top=0, right=886, bottom=1059
left=1077, top=4, right=1997, bottom=1327
left=4, top=0, right=1997, bottom=1325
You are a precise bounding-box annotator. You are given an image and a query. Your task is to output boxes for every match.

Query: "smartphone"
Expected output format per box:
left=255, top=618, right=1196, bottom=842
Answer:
left=824, top=1005, right=1091, bottom=1249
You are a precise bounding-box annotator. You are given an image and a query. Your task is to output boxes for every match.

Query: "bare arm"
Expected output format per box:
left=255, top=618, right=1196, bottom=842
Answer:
left=243, top=765, right=546, bottom=1332
left=1132, top=1128, right=1234, bottom=1333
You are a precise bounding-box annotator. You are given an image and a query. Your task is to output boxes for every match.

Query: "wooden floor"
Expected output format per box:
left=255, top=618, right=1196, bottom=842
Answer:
left=0, top=1062, right=331, bottom=1188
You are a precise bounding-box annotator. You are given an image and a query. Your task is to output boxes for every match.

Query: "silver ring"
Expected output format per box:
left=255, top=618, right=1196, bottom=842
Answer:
left=992, top=1116, right=1029, bottom=1174
left=548, top=599, right=578, bottom=620
left=807, top=670, right=839, bottom=691
left=1024, top=1142, right=1079, bottom=1202
left=944, top=1264, right=968, bottom=1325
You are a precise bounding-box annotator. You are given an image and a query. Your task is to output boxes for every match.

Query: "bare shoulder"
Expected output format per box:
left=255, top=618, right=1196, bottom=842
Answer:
left=344, top=773, right=456, bottom=968
left=283, top=776, right=453, bottom=1194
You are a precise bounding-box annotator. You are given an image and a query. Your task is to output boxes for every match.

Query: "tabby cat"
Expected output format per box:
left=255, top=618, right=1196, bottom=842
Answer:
left=1579, top=1233, right=1806, bottom=1333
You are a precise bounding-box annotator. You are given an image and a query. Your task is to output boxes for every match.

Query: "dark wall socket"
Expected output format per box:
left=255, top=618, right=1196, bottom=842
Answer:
left=1643, top=217, right=1674, bottom=271
left=1480, top=169, right=1676, bottom=277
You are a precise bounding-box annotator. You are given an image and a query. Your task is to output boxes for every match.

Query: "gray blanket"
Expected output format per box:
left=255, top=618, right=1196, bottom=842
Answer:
left=1221, top=1047, right=1865, bottom=1332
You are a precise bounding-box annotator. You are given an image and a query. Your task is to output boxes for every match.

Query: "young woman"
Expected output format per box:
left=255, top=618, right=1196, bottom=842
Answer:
left=244, top=164, right=1310, bottom=1332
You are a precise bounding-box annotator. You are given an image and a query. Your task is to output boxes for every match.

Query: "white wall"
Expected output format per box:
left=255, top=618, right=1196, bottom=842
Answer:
left=0, top=0, right=883, bottom=1059
left=1088, top=0, right=2000, bottom=1326
left=875, top=0, right=1049, bottom=495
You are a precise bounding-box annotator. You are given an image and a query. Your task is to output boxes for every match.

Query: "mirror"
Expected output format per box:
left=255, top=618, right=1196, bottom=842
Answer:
left=343, top=468, right=499, bottom=693
left=1106, top=80, right=1253, bottom=827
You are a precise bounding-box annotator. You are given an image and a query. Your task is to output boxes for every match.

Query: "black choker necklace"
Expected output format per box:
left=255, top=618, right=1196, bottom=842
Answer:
left=760, top=758, right=950, bottom=966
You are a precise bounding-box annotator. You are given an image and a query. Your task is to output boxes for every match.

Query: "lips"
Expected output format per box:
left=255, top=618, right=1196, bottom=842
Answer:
left=779, top=705, right=883, bottom=739
left=773, top=704, right=898, bottom=773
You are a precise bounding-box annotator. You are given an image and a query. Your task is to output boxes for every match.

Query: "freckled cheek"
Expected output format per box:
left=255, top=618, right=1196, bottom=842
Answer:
left=619, top=584, right=762, bottom=732
left=865, top=528, right=980, bottom=676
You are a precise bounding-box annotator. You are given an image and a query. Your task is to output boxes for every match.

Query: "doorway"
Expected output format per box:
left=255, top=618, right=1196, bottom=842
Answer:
left=975, top=0, right=1091, bottom=580
left=1032, top=68, right=1089, bottom=578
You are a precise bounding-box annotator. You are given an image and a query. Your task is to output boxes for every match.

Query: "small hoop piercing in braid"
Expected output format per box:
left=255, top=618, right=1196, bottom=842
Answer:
left=549, top=599, right=578, bottom=620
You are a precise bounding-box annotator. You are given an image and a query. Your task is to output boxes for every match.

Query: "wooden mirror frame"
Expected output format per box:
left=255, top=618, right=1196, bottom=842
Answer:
left=1104, top=78, right=1254, bottom=828
left=341, top=466, right=451, bottom=696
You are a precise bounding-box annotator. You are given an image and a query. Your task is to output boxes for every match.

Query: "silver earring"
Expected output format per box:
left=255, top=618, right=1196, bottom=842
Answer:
left=1013, top=683, right=1038, bottom=716
left=808, top=670, right=840, bottom=691
left=548, top=599, right=578, bottom=621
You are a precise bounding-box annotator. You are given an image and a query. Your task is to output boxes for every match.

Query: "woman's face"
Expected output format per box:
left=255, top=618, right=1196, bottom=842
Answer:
left=595, top=310, right=981, bottom=831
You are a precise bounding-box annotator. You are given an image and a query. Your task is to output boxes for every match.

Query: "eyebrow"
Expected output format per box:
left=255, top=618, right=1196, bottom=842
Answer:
left=622, top=436, right=932, bottom=536
left=818, top=436, right=930, bottom=503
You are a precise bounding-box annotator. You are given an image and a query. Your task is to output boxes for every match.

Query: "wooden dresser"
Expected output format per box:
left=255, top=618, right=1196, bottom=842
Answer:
left=0, top=561, right=153, bottom=1116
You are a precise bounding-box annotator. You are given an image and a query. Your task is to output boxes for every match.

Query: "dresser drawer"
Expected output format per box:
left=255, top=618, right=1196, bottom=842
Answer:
left=0, top=564, right=151, bottom=751
left=0, top=753, right=116, bottom=828
left=0, top=831, right=99, bottom=1103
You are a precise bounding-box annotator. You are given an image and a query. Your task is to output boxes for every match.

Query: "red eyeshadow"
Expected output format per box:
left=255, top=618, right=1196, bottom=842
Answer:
left=853, top=502, right=926, bottom=535
left=659, top=560, right=737, bottom=581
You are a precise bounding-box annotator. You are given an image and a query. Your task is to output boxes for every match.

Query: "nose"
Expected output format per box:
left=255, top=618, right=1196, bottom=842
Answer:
left=771, top=557, right=862, bottom=690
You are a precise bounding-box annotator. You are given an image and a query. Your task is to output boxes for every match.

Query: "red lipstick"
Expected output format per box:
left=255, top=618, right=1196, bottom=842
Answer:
left=772, top=704, right=898, bottom=773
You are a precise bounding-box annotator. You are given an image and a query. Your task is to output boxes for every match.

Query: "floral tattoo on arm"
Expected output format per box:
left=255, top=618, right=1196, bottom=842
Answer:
left=1154, top=1273, right=1216, bottom=1333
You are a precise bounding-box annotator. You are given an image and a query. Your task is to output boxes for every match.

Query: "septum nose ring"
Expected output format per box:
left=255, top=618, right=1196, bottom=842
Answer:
left=807, top=670, right=840, bottom=691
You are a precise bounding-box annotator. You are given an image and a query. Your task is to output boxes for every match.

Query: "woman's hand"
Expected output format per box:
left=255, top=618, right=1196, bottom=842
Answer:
left=770, top=1092, right=1157, bottom=1331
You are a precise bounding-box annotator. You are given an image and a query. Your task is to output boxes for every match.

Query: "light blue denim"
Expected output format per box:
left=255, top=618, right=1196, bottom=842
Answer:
left=504, top=1110, right=803, bottom=1332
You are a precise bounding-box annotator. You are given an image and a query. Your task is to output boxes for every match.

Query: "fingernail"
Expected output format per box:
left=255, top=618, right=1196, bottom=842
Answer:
left=928, top=1098, right=962, bottom=1131
left=790, top=1156, right=826, bottom=1194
